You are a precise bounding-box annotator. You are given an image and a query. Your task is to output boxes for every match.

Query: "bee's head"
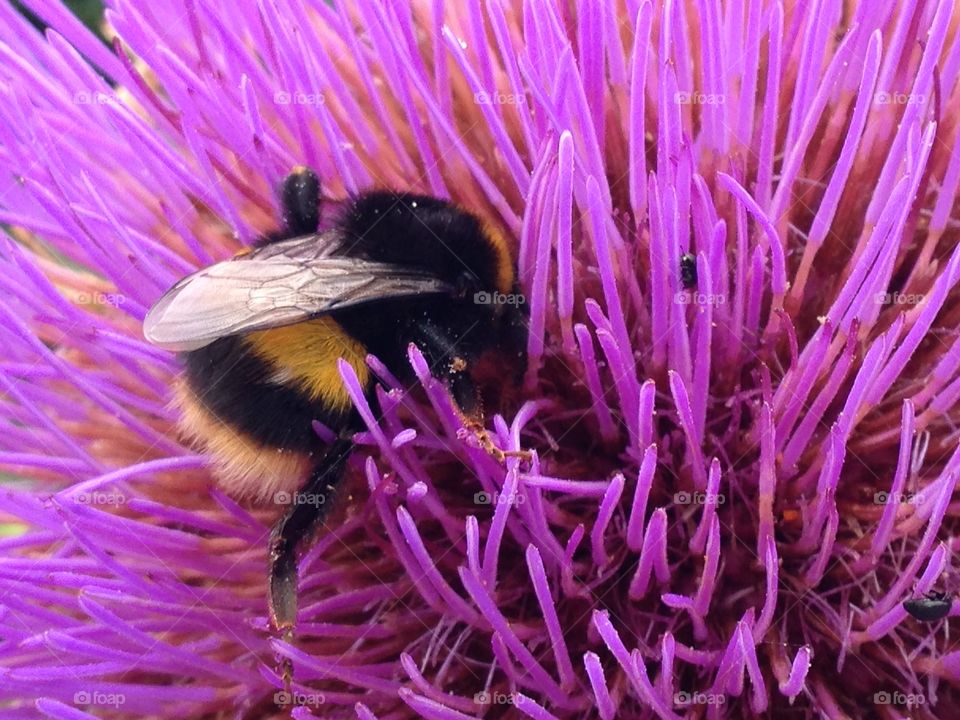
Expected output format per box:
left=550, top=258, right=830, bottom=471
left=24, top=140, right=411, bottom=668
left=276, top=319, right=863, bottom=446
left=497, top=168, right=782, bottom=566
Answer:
left=451, top=218, right=526, bottom=372
left=450, top=269, right=527, bottom=350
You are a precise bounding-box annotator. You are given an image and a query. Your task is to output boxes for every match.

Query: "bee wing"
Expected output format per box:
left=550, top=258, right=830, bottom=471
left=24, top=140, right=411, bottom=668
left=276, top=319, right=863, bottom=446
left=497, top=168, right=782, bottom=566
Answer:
left=143, top=233, right=453, bottom=351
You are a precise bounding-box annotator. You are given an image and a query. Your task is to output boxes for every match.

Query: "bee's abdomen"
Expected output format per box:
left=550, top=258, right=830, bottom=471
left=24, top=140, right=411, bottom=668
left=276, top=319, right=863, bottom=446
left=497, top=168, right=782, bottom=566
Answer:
left=173, top=384, right=314, bottom=501
left=182, top=318, right=370, bottom=452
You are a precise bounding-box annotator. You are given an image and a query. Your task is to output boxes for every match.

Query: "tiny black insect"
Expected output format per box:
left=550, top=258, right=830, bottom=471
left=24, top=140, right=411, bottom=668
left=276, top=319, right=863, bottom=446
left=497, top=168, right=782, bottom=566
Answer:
left=144, top=167, right=527, bottom=695
left=903, top=591, right=952, bottom=621
left=680, top=252, right=697, bottom=289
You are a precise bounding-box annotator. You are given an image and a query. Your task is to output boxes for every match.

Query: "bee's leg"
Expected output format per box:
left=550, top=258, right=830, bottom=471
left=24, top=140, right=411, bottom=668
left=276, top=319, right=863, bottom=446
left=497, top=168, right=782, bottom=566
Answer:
left=258, top=167, right=321, bottom=246
left=268, top=437, right=353, bottom=700
left=280, top=166, right=320, bottom=236
left=407, top=321, right=529, bottom=462
left=406, top=320, right=478, bottom=414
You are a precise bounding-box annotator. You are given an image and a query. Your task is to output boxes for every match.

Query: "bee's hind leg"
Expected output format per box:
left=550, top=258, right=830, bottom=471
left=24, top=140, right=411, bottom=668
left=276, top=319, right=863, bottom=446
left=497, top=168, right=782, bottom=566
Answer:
left=280, top=166, right=320, bottom=237
left=258, top=166, right=321, bottom=246
left=268, top=437, right=353, bottom=703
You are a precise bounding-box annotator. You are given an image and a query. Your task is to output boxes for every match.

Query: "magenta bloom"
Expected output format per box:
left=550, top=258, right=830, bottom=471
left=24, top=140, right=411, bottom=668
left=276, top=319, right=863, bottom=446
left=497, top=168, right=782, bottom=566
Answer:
left=2, top=1, right=960, bottom=718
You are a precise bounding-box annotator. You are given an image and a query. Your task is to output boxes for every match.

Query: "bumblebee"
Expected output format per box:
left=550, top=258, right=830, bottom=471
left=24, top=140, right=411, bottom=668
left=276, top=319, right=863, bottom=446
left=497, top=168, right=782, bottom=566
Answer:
left=144, top=168, right=526, bottom=689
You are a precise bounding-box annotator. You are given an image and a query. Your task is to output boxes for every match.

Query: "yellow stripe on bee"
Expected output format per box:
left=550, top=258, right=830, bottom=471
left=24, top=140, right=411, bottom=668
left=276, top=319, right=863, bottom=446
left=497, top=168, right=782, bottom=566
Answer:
left=245, top=318, right=369, bottom=411
left=481, top=222, right=516, bottom=296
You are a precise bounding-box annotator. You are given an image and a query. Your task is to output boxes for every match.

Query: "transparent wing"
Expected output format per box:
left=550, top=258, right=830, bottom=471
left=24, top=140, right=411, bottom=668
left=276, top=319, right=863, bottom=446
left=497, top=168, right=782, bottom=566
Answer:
left=143, top=232, right=452, bottom=351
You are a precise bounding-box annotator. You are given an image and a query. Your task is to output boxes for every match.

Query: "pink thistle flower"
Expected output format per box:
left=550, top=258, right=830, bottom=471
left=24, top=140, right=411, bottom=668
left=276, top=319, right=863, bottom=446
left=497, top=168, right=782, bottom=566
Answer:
left=2, top=1, right=960, bottom=718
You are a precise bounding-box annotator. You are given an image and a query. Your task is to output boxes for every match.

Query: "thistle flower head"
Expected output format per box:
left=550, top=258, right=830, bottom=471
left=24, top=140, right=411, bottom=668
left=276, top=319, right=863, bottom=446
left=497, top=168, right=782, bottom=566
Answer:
left=3, top=1, right=960, bottom=718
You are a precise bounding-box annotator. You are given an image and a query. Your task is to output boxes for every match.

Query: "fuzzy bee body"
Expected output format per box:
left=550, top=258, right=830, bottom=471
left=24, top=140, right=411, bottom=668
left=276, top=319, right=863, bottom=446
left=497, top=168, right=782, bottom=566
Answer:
left=149, top=187, right=522, bottom=494
left=144, top=170, right=527, bottom=695
left=174, top=317, right=367, bottom=500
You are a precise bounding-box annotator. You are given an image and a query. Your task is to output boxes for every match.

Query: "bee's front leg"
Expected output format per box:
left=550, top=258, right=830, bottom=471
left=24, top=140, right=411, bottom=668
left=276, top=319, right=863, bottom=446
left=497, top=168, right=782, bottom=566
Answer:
left=267, top=437, right=353, bottom=703
left=406, top=319, right=480, bottom=415
left=407, top=320, right=529, bottom=462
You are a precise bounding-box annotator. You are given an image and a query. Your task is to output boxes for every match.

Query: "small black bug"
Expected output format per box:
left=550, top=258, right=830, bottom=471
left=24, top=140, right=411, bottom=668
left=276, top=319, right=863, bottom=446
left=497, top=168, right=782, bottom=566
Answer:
left=903, top=591, right=952, bottom=621
left=680, top=252, right=697, bottom=289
